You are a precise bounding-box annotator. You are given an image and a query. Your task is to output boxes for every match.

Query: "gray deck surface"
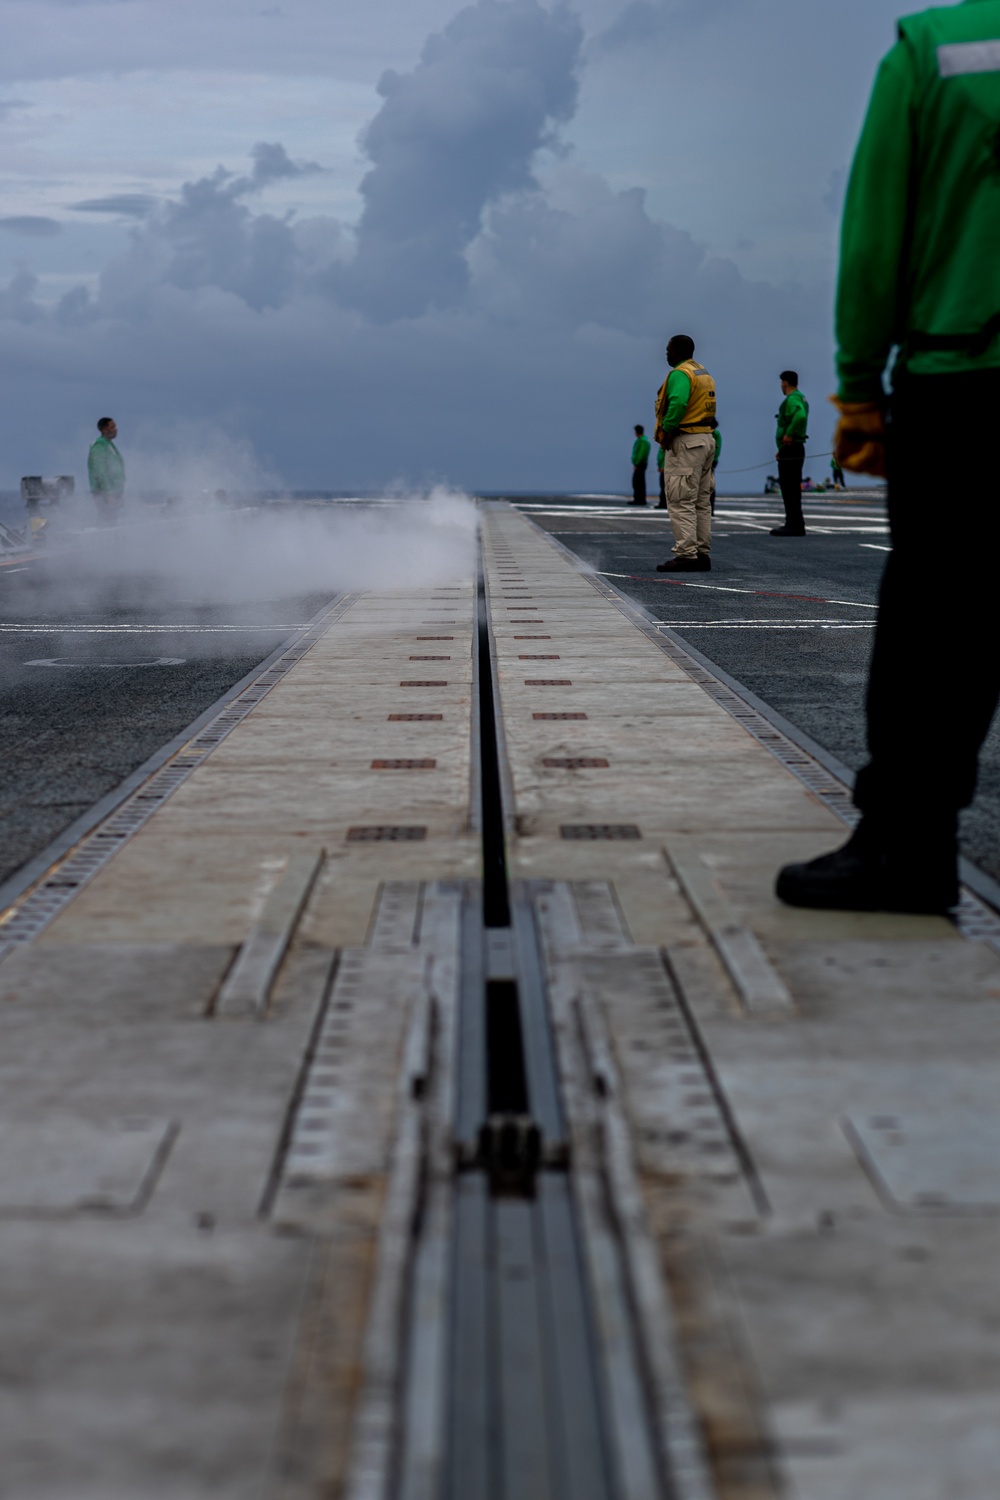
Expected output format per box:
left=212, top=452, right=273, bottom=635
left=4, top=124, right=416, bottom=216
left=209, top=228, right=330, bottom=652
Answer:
left=518, top=492, right=1000, bottom=884
left=1, top=498, right=999, bottom=1500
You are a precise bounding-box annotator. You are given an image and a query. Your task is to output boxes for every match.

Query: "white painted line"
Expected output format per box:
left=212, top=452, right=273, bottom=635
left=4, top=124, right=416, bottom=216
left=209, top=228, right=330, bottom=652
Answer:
left=593, top=571, right=879, bottom=609
left=0, top=623, right=310, bottom=634
left=860, top=543, right=892, bottom=552
left=653, top=622, right=875, bottom=631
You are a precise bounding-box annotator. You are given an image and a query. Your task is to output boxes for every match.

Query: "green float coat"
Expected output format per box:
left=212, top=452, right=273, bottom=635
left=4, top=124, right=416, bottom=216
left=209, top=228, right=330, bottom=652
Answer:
left=837, top=0, right=1000, bottom=401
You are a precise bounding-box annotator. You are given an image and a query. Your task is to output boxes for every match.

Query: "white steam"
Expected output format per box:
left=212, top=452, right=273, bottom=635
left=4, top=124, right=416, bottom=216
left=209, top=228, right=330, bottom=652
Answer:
left=33, top=482, right=477, bottom=615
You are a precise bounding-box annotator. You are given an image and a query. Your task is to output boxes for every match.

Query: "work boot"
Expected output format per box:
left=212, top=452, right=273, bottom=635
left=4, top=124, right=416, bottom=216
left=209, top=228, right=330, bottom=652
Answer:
left=656, top=557, right=698, bottom=572
left=770, top=524, right=806, bottom=536
left=655, top=501, right=667, bottom=509
left=629, top=499, right=648, bottom=506
left=775, top=823, right=959, bottom=915
left=693, top=554, right=711, bottom=571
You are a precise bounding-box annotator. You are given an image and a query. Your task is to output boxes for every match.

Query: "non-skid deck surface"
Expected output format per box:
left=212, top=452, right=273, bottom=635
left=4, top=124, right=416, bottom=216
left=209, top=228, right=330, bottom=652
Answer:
left=0, top=506, right=996, bottom=1499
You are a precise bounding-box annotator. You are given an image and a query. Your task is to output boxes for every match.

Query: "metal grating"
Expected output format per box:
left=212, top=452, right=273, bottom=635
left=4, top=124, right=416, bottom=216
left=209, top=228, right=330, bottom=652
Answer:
left=519, top=654, right=560, bottom=660
left=514, top=635, right=550, bottom=640
left=534, top=712, right=587, bottom=721
left=415, top=636, right=454, bottom=641
left=371, top=759, right=437, bottom=769
left=560, top=824, right=641, bottom=840
left=400, top=679, right=448, bottom=687
left=0, top=596, right=359, bottom=960
left=525, top=679, right=572, bottom=686
left=543, top=757, right=609, bottom=769
left=346, top=826, right=427, bottom=842
left=388, top=713, right=443, bottom=722
left=409, top=655, right=451, bottom=661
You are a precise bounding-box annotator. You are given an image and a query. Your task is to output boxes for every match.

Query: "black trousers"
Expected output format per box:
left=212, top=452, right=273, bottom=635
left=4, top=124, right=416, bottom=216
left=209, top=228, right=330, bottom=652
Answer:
left=854, top=369, right=1000, bottom=838
left=777, top=442, right=805, bottom=530
left=632, top=464, right=647, bottom=503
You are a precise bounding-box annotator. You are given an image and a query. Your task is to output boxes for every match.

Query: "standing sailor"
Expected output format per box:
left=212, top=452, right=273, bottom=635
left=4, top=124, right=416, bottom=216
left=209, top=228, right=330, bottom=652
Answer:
left=771, top=371, right=809, bottom=535
left=778, top=0, right=1000, bottom=913
left=654, top=334, right=717, bottom=572
left=630, top=424, right=651, bottom=505
left=88, top=417, right=126, bottom=525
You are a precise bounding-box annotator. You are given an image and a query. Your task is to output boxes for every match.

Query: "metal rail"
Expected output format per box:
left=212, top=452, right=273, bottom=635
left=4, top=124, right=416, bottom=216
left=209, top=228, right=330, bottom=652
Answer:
left=382, top=529, right=716, bottom=1499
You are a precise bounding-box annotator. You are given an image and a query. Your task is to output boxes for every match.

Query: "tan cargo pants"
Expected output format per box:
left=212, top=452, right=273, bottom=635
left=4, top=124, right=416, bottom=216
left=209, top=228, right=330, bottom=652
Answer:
left=663, top=433, right=715, bottom=559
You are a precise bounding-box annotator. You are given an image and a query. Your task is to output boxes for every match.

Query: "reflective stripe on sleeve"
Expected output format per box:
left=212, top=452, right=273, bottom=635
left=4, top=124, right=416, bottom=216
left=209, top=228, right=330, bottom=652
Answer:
left=937, top=39, right=1000, bottom=77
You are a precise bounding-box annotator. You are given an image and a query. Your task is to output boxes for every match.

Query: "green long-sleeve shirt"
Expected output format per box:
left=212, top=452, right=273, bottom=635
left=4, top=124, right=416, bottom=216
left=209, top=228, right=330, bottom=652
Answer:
left=87, top=436, right=125, bottom=494
left=655, top=369, right=692, bottom=433
left=775, top=391, right=809, bottom=446
left=631, top=435, right=651, bottom=466
left=713, top=428, right=722, bottom=466
left=837, top=0, right=1000, bottom=401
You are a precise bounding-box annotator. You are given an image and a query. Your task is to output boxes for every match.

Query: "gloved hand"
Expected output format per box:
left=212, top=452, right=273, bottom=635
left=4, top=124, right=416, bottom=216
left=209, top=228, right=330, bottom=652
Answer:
left=830, top=397, right=887, bottom=478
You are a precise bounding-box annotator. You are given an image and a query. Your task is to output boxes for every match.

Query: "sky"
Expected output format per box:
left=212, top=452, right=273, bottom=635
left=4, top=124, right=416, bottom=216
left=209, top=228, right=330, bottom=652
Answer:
left=0, top=0, right=908, bottom=493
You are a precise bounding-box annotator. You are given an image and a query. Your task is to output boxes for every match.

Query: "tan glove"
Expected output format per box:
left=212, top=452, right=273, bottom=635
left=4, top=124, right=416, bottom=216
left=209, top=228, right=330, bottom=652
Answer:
left=830, top=397, right=887, bottom=478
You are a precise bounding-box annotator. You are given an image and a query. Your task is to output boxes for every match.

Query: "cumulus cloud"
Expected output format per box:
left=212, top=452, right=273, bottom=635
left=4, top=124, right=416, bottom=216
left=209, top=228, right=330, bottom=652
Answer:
left=0, top=0, right=835, bottom=491
left=335, top=0, right=583, bottom=318
left=245, top=140, right=323, bottom=190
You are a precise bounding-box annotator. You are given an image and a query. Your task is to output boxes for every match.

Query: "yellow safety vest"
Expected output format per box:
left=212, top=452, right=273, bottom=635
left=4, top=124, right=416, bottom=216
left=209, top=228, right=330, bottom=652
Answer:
left=656, top=360, right=717, bottom=436
left=674, top=359, right=716, bottom=431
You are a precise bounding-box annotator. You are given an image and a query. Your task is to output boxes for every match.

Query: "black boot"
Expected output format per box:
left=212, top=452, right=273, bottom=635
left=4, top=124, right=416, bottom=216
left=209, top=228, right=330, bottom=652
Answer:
left=775, top=821, right=959, bottom=915
left=656, top=557, right=698, bottom=572
left=770, top=524, right=806, bottom=536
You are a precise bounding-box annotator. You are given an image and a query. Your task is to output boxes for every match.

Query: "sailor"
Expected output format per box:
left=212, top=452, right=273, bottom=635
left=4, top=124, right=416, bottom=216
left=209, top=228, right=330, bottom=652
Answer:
left=777, top=0, right=1000, bottom=914
left=630, top=424, right=651, bottom=505
left=655, top=440, right=667, bottom=508
left=654, top=334, right=717, bottom=572
left=88, top=417, right=126, bottom=524
left=770, top=371, right=809, bottom=535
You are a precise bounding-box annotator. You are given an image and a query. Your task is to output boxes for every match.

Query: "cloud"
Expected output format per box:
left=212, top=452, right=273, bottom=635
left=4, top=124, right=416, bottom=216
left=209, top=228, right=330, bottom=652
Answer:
left=71, top=194, right=158, bottom=217
left=588, top=0, right=737, bottom=53
left=334, top=0, right=584, bottom=318
left=0, top=215, right=61, bottom=236
left=246, top=140, right=323, bottom=190
left=0, top=1, right=836, bottom=491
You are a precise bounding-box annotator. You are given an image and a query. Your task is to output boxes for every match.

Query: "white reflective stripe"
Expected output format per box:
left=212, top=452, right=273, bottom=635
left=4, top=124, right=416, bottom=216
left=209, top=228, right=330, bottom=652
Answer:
left=937, top=39, right=1000, bottom=77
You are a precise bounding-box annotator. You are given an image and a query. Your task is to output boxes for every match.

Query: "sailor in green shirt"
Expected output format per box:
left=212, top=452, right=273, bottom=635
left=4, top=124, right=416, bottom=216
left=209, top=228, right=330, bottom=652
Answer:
left=630, top=424, right=651, bottom=506
left=777, top=0, right=1000, bottom=917
left=771, top=372, right=809, bottom=535
left=87, top=417, right=126, bottom=524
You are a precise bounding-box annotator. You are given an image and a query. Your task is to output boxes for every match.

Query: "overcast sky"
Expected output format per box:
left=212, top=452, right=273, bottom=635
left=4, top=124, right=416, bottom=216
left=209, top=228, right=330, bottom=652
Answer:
left=0, top=0, right=906, bottom=493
